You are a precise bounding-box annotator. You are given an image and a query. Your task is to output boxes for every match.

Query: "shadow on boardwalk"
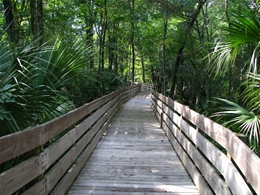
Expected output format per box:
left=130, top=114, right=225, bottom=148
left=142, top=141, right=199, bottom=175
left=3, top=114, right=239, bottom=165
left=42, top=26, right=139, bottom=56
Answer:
left=67, top=92, right=200, bottom=195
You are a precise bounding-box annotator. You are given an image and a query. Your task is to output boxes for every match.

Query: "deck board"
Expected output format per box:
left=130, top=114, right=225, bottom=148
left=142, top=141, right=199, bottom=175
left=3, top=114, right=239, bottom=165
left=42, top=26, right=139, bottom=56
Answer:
left=66, top=92, right=200, bottom=195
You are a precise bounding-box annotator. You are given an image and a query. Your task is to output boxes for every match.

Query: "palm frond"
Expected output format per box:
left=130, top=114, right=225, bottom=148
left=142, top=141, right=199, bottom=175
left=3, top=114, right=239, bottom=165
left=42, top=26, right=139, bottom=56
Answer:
left=209, top=41, right=239, bottom=76
left=0, top=37, right=88, bottom=136
left=212, top=98, right=260, bottom=150
left=242, top=73, right=260, bottom=112
left=209, top=3, right=260, bottom=76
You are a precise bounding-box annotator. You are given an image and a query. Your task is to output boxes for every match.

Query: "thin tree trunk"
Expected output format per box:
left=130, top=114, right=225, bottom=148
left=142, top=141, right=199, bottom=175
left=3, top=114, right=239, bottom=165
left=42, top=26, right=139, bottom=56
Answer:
left=98, top=0, right=107, bottom=73
left=162, top=14, right=168, bottom=95
left=37, top=0, right=44, bottom=45
left=108, top=32, right=116, bottom=71
left=225, top=0, right=233, bottom=100
left=86, top=0, right=95, bottom=70
left=141, top=55, right=146, bottom=83
left=131, top=0, right=135, bottom=83
left=151, top=65, right=155, bottom=85
left=3, top=0, right=18, bottom=44
left=108, top=34, right=113, bottom=71
left=108, top=23, right=119, bottom=73
left=169, top=0, right=207, bottom=98
left=30, top=0, right=37, bottom=39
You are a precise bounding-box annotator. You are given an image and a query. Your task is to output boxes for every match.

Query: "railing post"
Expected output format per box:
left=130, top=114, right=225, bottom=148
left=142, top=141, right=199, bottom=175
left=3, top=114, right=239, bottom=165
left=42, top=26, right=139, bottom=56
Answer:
left=160, top=112, right=163, bottom=128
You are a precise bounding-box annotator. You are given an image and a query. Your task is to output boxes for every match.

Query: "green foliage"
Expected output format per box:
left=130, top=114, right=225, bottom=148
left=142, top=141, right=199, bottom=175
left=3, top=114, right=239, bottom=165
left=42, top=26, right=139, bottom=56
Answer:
left=209, top=2, right=260, bottom=75
left=210, top=2, right=260, bottom=152
left=212, top=98, right=260, bottom=152
left=243, top=73, right=260, bottom=112
left=0, top=38, right=87, bottom=136
left=1, top=0, right=260, bottom=155
left=68, top=70, right=125, bottom=107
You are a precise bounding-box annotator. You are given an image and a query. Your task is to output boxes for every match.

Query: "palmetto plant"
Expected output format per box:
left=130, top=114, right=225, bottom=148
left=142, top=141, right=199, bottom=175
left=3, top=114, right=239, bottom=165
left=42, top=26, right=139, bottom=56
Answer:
left=0, top=38, right=87, bottom=136
left=209, top=2, right=260, bottom=151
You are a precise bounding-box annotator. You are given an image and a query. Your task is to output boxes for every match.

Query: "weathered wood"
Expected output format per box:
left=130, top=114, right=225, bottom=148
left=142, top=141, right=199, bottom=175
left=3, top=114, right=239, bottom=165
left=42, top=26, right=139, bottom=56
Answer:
left=151, top=91, right=260, bottom=195
left=154, top=91, right=260, bottom=195
left=159, top=104, right=252, bottom=195
left=52, top=110, right=113, bottom=195
left=175, top=114, right=251, bottom=195
left=162, top=113, right=231, bottom=195
left=66, top=92, right=200, bottom=195
left=43, top=89, right=121, bottom=142
left=0, top=153, right=45, bottom=194
left=0, top=85, right=140, bottom=195
left=22, top=90, right=122, bottom=195
left=159, top=118, right=213, bottom=195
left=49, top=93, right=122, bottom=194
left=0, top=89, right=121, bottom=165
left=0, top=125, right=44, bottom=164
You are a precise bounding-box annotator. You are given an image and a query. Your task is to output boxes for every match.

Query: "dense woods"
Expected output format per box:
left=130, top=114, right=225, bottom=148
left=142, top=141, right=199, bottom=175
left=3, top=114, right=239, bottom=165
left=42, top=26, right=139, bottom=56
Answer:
left=0, top=0, right=259, bottom=152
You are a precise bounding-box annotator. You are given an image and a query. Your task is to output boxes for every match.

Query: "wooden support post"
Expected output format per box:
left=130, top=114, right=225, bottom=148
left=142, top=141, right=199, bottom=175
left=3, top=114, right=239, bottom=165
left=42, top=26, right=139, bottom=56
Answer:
left=160, top=112, right=163, bottom=128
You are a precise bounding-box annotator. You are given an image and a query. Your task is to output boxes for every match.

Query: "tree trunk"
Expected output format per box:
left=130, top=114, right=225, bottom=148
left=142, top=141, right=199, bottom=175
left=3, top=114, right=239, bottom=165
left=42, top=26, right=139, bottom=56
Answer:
left=162, top=15, right=168, bottom=95
left=3, top=0, right=19, bottom=44
left=169, top=0, right=207, bottom=98
left=108, top=35, right=113, bottom=71
left=98, top=0, right=107, bottom=73
left=37, top=0, right=44, bottom=45
left=30, top=0, right=37, bottom=39
left=225, top=0, right=233, bottom=100
left=86, top=0, right=95, bottom=70
left=141, top=56, right=146, bottom=83
left=108, top=23, right=119, bottom=73
left=130, top=0, right=135, bottom=83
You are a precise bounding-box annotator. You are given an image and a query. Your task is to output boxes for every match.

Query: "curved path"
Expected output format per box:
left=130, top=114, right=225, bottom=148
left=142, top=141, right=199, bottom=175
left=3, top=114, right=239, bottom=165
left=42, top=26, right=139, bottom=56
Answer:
left=67, top=92, right=200, bottom=195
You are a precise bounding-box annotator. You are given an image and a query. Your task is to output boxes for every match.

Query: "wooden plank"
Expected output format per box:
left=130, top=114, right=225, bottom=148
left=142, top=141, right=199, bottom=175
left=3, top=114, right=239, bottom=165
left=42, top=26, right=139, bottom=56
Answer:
left=49, top=95, right=121, bottom=195
left=52, top=113, right=112, bottom=195
left=45, top=100, right=118, bottom=193
left=164, top=104, right=252, bottom=195
left=70, top=181, right=200, bottom=193
left=152, top=91, right=260, bottom=195
left=0, top=153, right=45, bottom=195
left=21, top=97, right=121, bottom=195
left=0, top=89, right=121, bottom=164
left=0, top=86, right=139, bottom=195
left=160, top=121, right=213, bottom=195
left=43, top=89, right=121, bottom=142
left=0, top=125, right=44, bottom=164
left=66, top=92, right=200, bottom=195
left=44, top=93, right=120, bottom=169
left=22, top=94, right=121, bottom=195
left=20, top=180, right=45, bottom=195
left=162, top=113, right=231, bottom=195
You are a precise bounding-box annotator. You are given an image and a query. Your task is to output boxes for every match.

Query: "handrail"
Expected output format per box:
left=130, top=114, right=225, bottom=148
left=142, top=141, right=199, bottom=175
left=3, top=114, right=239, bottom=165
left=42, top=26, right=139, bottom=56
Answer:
left=0, top=85, right=140, bottom=195
left=151, top=90, right=260, bottom=195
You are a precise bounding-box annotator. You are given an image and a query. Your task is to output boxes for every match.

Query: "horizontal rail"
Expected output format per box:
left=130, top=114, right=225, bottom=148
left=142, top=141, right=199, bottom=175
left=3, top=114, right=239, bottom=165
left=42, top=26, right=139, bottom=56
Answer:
left=151, top=90, right=260, bottom=195
left=0, top=85, right=140, bottom=195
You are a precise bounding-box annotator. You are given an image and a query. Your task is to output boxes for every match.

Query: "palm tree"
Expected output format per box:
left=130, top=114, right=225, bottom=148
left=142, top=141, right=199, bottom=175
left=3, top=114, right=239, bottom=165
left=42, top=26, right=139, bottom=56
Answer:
left=0, top=38, right=87, bottom=136
left=209, top=1, right=260, bottom=152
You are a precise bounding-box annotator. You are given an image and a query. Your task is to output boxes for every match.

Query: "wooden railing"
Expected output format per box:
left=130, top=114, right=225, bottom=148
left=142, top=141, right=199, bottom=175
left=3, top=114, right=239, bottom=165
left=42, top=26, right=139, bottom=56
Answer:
left=141, top=83, right=153, bottom=92
left=0, top=85, right=140, bottom=195
left=151, top=90, right=260, bottom=195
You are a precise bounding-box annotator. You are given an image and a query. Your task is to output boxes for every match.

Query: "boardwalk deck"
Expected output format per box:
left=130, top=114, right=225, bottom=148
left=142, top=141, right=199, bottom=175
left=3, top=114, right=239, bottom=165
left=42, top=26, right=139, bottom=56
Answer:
left=67, top=92, right=200, bottom=195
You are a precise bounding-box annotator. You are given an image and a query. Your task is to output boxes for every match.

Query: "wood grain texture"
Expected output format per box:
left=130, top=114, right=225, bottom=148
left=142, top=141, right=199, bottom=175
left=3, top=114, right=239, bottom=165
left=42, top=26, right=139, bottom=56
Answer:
left=161, top=113, right=231, bottom=195
left=21, top=90, right=122, bottom=195
left=0, top=89, right=121, bottom=164
left=0, top=125, right=44, bottom=164
left=1, top=86, right=139, bottom=195
left=66, top=92, right=200, bottom=195
left=0, top=153, right=45, bottom=194
left=151, top=91, right=260, bottom=195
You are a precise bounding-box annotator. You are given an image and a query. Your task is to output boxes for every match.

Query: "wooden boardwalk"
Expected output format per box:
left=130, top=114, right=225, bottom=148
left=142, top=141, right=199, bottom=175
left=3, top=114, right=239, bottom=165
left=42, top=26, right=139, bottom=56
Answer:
left=67, top=92, right=200, bottom=195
